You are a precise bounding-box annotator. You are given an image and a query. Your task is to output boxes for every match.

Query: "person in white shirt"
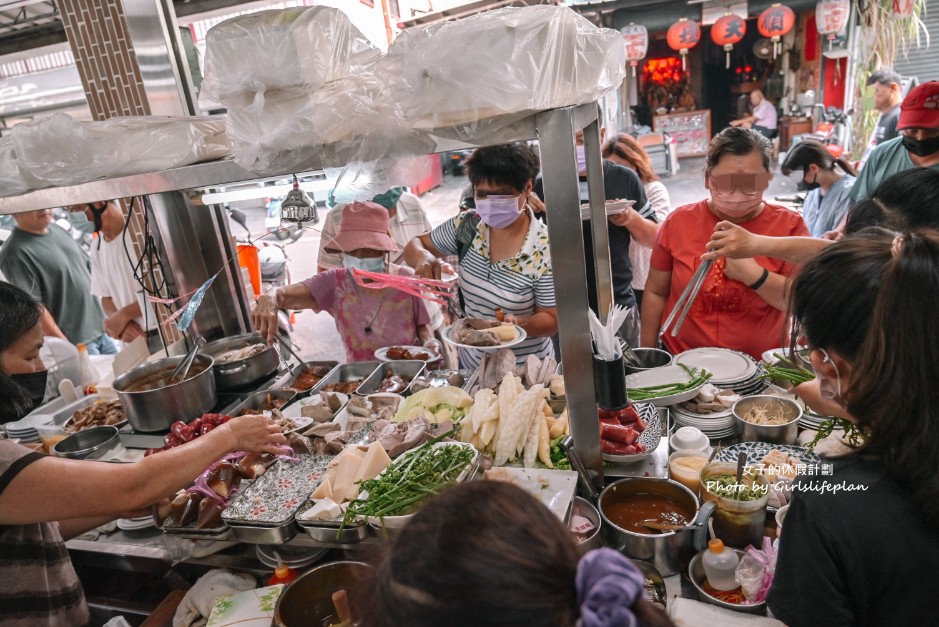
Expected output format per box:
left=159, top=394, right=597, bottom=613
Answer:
left=730, top=89, right=778, bottom=139
left=68, top=200, right=162, bottom=354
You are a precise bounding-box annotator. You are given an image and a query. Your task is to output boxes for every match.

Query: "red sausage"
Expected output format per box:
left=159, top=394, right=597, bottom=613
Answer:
left=601, top=439, right=638, bottom=455
left=616, top=405, right=641, bottom=426
left=600, top=422, right=639, bottom=445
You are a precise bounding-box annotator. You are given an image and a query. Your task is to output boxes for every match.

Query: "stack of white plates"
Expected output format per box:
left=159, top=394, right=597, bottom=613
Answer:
left=800, top=407, right=836, bottom=431
left=4, top=413, right=54, bottom=443
left=117, top=516, right=156, bottom=532
left=674, top=347, right=767, bottom=395
left=255, top=544, right=328, bottom=570
left=671, top=404, right=737, bottom=439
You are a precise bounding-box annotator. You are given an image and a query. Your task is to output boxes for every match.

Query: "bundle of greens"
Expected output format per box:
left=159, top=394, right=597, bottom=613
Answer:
left=761, top=353, right=815, bottom=385
left=626, top=364, right=711, bottom=401
left=342, top=442, right=475, bottom=527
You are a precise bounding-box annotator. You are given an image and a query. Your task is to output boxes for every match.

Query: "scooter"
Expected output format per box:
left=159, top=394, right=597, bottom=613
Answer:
left=228, top=208, right=299, bottom=348
left=792, top=105, right=851, bottom=158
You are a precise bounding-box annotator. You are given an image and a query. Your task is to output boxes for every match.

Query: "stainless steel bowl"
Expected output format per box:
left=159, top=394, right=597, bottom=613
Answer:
left=733, top=395, right=802, bottom=444
left=274, top=561, right=374, bottom=627
left=200, top=332, right=280, bottom=391
left=625, top=348, right=673, bottom=374
left=572, top=496, right=602, bottom=555
left=53, top=425, right=121, bottom=460
left=688, top=549, right=767, bottom=614
left=113, top=354, right=217, bottom=432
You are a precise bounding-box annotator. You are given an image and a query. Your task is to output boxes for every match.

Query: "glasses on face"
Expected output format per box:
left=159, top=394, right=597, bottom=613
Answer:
left=793, top=346, right=813, bottom=367
left=708, top=172, right=772, bottom=196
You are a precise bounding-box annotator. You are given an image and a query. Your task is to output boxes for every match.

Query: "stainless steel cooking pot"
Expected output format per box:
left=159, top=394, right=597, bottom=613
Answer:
left=599, top=477, right=715, bottom=576
left=200, top=332, right=280, bottom=391
left=113, top=354, right=217, bottom=432
left=273, top=560, right=373, bottom=627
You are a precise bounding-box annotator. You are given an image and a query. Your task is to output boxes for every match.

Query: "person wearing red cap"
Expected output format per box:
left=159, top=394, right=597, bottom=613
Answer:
left=252, top=202, right=435, bottom=362
left=851, top=80, right=939, bottom=202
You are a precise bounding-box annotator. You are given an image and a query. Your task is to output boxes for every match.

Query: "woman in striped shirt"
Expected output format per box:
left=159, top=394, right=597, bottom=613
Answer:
left=405, top=144, right=557, bottom=368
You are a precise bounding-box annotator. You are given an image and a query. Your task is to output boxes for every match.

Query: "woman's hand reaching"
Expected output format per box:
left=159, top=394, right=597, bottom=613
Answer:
left=217, top=414, right=288, bottom=456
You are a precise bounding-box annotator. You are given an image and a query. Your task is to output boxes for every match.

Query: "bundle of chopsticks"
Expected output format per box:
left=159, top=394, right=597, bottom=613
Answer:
left=351, top=268, right=455, bottom=305
left=660, top=258, right=714, bottom=340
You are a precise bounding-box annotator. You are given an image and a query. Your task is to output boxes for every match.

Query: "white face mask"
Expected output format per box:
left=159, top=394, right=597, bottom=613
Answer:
left=342, top=254, right=385, bottom=273
left=817, top=348, right=844, bottom=402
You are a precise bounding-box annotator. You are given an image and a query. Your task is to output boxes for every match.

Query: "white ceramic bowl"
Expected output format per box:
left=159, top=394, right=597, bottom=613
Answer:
left=669, top=426, right=709, bottom=452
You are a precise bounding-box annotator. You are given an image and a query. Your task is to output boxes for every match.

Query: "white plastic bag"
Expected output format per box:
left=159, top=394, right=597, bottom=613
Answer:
left=378, top=5, right=626, bottom=139
left=201, top=6, right=380, bottom=108
left=11, top=113, right=232, bottom=186
left=227, top=75, right=432, bottom=175
left=0, top=137, right=48, bottom=196
left=735, top=536, right=778, bottom=604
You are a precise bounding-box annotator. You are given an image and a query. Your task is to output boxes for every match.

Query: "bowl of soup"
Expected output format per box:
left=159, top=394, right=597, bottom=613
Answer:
left=113, top=355, right=217, bottom=432
left=598, top=477, right=715, bottom=576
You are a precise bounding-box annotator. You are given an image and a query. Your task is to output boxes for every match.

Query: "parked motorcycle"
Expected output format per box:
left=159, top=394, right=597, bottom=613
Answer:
left=792, top=105, right=852, bottom=158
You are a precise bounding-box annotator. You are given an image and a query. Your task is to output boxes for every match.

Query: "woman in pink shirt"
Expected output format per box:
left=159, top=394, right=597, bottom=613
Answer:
left=640, top=127, right=807, bottom=359
left=253, top=202, right=435, bottom=361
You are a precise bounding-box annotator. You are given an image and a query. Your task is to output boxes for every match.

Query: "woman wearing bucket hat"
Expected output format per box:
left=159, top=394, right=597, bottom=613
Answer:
left=253, top=202, right=436, bottom=362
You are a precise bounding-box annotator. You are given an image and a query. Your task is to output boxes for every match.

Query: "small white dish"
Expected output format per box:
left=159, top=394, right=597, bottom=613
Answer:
left=669, top=426, right=710, bottom=452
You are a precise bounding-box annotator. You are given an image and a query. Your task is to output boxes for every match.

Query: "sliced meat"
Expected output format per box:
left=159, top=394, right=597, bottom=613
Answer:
left=388, top=417, right=429, bottom=458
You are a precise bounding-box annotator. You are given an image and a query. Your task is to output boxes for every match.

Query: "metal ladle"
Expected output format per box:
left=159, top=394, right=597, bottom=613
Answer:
left=169, top=336, right=205, bottom=384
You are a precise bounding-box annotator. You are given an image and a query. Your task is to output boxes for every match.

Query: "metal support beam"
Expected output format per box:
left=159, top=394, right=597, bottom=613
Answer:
left=536, top=104, right=609, bottom=489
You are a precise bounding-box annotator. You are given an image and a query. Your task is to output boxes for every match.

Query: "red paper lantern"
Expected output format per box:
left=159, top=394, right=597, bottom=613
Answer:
left=892, top=0, right=914, bottom=18
left=816, top=0, right=850, bottom=49
left=711, top=13, right=747, bottom=68
left=621, top=23, right=649, bottom=77
left=667, top=18, right=701, bottom=70
left=758, top=3, right=796, bottom=57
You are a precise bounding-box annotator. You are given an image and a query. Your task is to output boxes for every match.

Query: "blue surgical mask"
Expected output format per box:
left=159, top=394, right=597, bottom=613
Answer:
left=475, top=195, right=522, bottom=229
left=576, top=144, right=587, bottom=174
left=342, top=254, right=385, bottom=273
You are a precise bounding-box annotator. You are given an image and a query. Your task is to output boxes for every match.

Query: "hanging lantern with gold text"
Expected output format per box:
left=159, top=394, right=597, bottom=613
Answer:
left=758, top=3, right=796, bottom=58
left=667, top=18, right=701, bottom=70
left=711, top=13, right=747, bottom=69
left=621, top=23, right=649, bottom=77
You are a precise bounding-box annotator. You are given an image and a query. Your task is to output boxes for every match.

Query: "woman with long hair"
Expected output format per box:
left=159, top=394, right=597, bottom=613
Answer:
left=781, top=140, right=858, bottom=237
left=766, top=228, right=939, bottom=625
left=0, top=282, right=287, bottom=626
left=602, top=133, right=673, bottom=310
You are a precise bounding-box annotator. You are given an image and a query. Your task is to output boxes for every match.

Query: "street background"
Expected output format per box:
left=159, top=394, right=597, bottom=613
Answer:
left=234, top=158, right=800, bottom=365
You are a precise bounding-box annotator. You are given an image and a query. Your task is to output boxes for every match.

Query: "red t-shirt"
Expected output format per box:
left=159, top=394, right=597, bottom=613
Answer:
left=650, top=200, right=808, bottom=359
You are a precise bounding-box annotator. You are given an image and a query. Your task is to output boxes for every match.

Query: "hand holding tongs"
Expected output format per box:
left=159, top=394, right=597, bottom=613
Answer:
left=274, top=335, right=306, bottom=371
left=659, top=258, right=713, bottom=340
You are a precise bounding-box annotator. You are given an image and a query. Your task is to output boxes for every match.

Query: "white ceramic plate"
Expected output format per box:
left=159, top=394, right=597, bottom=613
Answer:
left=482, top=467, right=578, bottom=520
left=625, top=366, right=706, bottom=407
left=117, top=517, right=155, bottom=531
left=374, top=345, right=438, bottom=364
left=601, top=402, right=662, bottom=464
left=674, top=347, right=757, bottom=384
left=6, top=413, right=54, bottom=431
left=441, top=324, right=527, bottom=351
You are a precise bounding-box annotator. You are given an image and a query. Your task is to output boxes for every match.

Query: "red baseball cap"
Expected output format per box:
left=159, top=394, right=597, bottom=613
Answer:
left=897, top=81, right=939, bottom=130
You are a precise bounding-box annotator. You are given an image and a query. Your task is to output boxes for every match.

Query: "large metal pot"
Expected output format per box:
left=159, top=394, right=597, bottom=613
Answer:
left=113, top=355, right=217, bottom=432
left=200, top=332, right=280, bottom=391
left=273, top=560, right=373, bottom=627
left=599, top=477, right=715, bottom=576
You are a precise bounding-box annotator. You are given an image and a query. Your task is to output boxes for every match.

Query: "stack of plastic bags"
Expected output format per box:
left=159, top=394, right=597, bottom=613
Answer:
left=203, top=6, right=431, bottom=175
left=7, top=113, right=231, bottom=188
left=379, top=5, right=627, bottom=142
left=0, top=137, right=49, bottom=197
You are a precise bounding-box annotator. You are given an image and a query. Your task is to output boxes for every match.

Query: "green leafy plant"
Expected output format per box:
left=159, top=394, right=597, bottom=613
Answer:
left=805, top=417, right=868, bottom=452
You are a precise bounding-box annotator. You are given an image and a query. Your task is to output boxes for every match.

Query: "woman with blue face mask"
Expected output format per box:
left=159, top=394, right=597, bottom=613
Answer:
left=780, top=140, right=858, bottom=238
left=253, top=202, right=436, bottom=362
left=404, top=144, right=558, bottom=368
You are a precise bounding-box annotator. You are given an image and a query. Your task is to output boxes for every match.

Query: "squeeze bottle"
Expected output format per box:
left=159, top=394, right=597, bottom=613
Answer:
left=702, top=538, right=740, bottom=591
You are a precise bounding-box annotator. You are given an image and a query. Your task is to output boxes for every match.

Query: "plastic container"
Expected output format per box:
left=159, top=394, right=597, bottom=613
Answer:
left=77, top=343, right=99, bottom=395
left=702, top=538, right=740, bottom=591
left=36, top=424, right=68, bottom=454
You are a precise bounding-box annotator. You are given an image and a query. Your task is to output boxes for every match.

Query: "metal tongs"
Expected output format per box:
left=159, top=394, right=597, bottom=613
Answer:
left=274, top=334, right=306, bottom=371
left=559, top=435, right=599, bottom=500
left=169, top=336, right=205, bottom=384
left=659, top=258, right=714, bottom=340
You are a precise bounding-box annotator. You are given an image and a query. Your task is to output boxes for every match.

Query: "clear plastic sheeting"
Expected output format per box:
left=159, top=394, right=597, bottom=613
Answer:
left=227, top=74, right=433, bottom=176
left=201, top=6, right=381, bottom=108
left=378, top=5, right=627, bottom=141
left=0, top=137, right=49, bottom=197
left=10, top=113, right=232, bottom=186
left=328, top=154, right=434, bottom=205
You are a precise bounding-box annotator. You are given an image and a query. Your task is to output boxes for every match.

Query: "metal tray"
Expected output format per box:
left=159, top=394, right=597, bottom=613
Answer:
left=227, top=389, right=297, bottom=417
left=158, top=509, right=233, bottom=541
left=295, top=515, right=372, bottom=544
left=280, top=361, right=339, bottom=396
left=355, top=360, right=426, bottom=396
left=226, top=520, right=297, bottom=544
left=310, top=361, right=380, bottom=395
